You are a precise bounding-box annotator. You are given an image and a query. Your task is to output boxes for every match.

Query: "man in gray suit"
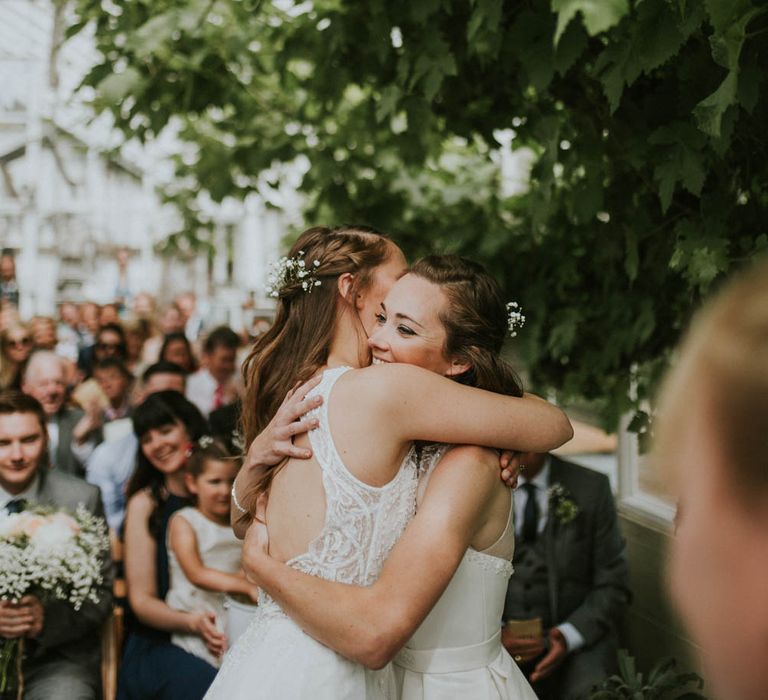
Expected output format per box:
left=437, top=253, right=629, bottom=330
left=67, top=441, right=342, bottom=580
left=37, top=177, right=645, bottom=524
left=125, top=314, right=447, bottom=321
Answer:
left=0, top=391, right=112, bottom=700
left=502, top=452, right=630, bottom=700
left=22, top=351, right=101, bottom=477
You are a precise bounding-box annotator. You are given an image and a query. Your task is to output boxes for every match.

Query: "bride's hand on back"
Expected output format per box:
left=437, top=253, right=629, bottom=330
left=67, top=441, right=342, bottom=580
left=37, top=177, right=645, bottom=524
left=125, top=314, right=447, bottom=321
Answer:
left=245, top=376, right=324, bottom=473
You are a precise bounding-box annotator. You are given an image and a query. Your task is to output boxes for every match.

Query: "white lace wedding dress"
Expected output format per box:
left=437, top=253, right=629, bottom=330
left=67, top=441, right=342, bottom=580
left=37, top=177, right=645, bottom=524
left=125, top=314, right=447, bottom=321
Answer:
left=205, top=367, right=419, bottom=700
left=393, top=445, right=538, bottom=700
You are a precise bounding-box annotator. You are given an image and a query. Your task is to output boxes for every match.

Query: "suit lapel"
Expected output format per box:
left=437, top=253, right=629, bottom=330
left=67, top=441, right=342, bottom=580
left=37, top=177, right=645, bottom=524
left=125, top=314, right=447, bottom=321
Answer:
left=545, top=459, right=562, bottom=625
left=544, top=504, right=559, bottom=625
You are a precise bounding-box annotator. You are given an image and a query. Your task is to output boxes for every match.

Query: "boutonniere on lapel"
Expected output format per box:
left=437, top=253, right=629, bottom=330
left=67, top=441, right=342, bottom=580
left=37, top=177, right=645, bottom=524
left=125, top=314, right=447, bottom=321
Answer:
left=547, top=483, right=580, bottom=525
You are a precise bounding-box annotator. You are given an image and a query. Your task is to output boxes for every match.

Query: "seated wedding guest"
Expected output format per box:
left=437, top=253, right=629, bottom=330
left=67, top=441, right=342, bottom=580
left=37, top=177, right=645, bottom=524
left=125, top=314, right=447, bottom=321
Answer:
left=0, top=322, right=32, bottom=390
left=186, top=326, right=239, bottom=418
left=0, top=391, right=112, bottom=700
left=160, top=331, right=198, bottom=375
left=100, top=303, right=121, bottom=327
left=56, top=301, right=83, bottom=360
left=30, top=315, right=58, bottom=351
left=78, top=322, right=128, bottom=379
left=93, top=358, right=134, bottom=423
left=141, top=304, right=186, bottom=365
left=208, top=399, right=242, bottom=455
left=502, top=451, right=630, bottom=700
left=117, top=391, right=221, bottom=699
left=123, top=317, right=150, bottom=377
left=166, top=438, right=254, bottom=667
left=86, top=361, right=187, bottom=532
left=22, top=351, right=101, bottom=477
left=655, top=259, right=768, bottom=700
left=78, top=302, right=101, bottom=350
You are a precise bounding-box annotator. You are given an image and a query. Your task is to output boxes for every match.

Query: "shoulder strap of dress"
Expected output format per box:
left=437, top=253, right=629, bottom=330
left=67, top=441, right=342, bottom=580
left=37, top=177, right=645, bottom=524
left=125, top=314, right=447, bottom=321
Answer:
left=306, top=366, right=352, bottom=474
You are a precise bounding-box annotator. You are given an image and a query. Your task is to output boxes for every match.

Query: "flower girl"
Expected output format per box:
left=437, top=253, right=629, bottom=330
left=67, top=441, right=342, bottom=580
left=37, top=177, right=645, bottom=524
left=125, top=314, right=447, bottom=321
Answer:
left=166, top=438, right=257, bottom=666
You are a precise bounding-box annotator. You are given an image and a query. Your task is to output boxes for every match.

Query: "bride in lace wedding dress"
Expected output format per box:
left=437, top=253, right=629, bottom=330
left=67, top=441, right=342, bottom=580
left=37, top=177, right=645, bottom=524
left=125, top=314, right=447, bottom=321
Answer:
left=238, top=256, right=546, bottom=699
left=205, top=228, right=571, bottom=699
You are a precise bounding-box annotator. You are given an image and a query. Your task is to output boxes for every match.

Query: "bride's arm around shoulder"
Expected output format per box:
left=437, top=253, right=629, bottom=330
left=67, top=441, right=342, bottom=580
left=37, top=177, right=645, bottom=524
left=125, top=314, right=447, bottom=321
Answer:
left=356, top=363, right=573, bottom=453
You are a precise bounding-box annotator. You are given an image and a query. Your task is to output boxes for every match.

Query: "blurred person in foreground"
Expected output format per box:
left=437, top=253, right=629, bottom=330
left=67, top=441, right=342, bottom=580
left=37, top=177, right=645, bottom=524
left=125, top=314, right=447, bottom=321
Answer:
left=655, top=258, right=768, bottom=700
left=0, top=391, right=112, bottom=699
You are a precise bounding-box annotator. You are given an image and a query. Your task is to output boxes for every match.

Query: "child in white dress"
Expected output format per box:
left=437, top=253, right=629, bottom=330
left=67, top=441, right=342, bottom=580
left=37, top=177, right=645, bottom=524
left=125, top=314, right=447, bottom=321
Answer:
left=166, top=438, right=257, bottom=667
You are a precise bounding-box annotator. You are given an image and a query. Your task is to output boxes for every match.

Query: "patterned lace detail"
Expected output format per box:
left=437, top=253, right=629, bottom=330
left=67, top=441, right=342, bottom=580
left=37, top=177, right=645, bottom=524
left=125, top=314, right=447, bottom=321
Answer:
left=286, top=366, right=419, bottom=587
left=208, top=367, right=418, bottom=694
left=465, top=548, right=514, bottom=578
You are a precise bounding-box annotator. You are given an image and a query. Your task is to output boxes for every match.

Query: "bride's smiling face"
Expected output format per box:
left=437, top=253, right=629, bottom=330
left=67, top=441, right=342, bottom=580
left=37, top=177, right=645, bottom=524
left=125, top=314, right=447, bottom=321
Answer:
left=368, top=273, right=467, bottom=377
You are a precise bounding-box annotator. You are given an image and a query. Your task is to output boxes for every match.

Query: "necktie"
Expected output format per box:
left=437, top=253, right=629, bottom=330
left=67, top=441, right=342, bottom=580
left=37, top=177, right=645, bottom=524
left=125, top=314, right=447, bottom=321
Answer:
left=522, top=483, right=539, bottom=543
left=213, top=383, right=224, bottom=411
left=4, top=498, right=26, bottom=514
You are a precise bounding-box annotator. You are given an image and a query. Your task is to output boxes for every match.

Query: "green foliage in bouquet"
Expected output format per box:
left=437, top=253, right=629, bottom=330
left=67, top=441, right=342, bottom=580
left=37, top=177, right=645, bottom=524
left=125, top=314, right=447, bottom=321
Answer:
left=67, top=0, right=768, bottom=428
left=589, top=650, right=707, bottom=700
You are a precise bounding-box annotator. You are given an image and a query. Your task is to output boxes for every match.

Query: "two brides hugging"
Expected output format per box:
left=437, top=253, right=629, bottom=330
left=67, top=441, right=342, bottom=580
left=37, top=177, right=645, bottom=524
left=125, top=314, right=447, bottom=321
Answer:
left=206, top=225, right=573, bottom=699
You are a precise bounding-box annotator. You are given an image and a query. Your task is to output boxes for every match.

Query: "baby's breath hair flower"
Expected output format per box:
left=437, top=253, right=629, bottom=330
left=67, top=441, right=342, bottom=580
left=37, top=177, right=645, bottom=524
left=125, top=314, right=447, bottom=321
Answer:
left=265, top=250, right=322, bottom=298
left=506, top=301, right=526, bottom=337
left=197, top=435, right=214, bottom=449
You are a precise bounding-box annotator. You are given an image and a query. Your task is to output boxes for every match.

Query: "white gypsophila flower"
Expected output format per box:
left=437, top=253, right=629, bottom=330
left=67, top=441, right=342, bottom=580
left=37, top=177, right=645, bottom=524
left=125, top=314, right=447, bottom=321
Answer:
left=264, top=250, right=322, bottom=298
left=0, top=504, right=109, bottom=610
left=506, top=301, right=526, bottom=338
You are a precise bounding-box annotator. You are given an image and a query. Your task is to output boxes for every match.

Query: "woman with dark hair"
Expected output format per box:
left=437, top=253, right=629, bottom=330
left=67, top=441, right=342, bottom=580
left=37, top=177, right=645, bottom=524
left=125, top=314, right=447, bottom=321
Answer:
left=118, top=391, right=221, bottom=700
left=232, top=256, right=539, bottom=699
left=160, top=331, right=198, bottom=375
left=206, top=227, right=570, bottom=699
left=0, top=322, right=32, bottom=390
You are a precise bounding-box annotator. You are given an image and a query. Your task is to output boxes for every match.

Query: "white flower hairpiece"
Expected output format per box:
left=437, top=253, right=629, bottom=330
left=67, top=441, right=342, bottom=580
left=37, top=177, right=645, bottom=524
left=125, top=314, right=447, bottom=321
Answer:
left=197, top=435, right=214, bottom=448
left=265, top=250, right=322, bottom=299
left=506, top=301, right=526, bottom=337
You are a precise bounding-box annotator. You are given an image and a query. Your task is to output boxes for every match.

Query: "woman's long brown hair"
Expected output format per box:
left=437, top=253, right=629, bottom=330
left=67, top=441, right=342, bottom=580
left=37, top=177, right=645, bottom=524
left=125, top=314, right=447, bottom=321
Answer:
left=240, top=225, right=394, bottom=500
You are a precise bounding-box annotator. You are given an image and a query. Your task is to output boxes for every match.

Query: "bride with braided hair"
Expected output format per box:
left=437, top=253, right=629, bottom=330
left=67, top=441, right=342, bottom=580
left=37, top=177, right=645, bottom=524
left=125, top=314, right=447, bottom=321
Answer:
left=205, top=228, right=571, bottom=699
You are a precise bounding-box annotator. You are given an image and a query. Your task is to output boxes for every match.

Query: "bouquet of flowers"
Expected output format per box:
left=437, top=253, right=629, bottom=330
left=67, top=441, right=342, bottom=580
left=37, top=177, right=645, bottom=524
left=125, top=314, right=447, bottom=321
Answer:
left=0, top=504, right=109, bottom=696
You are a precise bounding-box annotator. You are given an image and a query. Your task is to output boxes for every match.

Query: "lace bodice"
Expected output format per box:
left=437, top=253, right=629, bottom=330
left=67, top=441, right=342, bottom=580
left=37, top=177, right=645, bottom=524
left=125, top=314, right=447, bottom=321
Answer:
left=260, top=366, right=419, bottom=617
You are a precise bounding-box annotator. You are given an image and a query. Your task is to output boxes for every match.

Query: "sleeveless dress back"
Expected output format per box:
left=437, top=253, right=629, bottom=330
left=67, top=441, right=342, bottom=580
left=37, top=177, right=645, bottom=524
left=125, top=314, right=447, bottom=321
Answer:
left=205, top=366, right=419, bottom=699
left=394, top=445, right=538, bottom=700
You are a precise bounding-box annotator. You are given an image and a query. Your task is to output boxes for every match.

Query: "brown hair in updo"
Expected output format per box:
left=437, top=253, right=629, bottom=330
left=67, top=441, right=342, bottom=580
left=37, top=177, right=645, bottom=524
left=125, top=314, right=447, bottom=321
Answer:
left=409, top=255, right=523, bottom=398
left=240, top=225, right=395, bottom=496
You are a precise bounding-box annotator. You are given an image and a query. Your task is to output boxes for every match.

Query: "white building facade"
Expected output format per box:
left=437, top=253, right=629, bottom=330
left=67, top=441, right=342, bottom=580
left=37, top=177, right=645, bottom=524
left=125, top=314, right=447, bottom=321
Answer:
left=0, top=0, right=290, bottom=326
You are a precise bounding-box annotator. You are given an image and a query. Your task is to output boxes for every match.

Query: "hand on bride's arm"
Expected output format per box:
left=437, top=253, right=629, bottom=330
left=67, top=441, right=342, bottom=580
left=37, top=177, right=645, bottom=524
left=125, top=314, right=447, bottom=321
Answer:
left=232, top=376, right=323, bottom=536
left=246, top=375, right=323, bottom=469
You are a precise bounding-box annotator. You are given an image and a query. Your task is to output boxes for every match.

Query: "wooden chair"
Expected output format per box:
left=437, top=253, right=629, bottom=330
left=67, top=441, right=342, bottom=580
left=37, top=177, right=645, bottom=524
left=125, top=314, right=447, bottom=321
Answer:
left=101, top=531, right=126, bottom=700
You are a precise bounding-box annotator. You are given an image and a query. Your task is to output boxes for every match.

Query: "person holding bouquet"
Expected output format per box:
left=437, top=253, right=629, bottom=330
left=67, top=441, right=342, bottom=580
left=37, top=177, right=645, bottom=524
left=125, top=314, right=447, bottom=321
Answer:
left=0, top=391, right=112, bottom=699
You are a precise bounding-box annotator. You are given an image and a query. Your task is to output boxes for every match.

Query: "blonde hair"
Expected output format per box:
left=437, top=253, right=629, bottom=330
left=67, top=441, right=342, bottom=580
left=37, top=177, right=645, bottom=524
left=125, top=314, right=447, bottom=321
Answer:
left=655, top=258, right=768, bottom=506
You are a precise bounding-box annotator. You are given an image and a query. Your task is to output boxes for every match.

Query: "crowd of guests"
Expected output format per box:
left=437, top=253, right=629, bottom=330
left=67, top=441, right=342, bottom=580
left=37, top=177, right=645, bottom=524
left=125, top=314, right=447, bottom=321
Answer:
left=0, top=290, right=257, bottom=699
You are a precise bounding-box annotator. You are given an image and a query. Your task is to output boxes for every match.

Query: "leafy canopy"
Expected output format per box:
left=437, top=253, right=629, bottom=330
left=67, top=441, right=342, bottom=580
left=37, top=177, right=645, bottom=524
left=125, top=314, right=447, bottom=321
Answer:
left=69, top=0, right=768, bottom=428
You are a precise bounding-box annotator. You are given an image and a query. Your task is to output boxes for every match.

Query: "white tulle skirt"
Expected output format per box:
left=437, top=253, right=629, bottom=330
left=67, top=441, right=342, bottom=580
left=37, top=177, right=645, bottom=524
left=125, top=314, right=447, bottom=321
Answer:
left=205, top=605, right=395, bottom=700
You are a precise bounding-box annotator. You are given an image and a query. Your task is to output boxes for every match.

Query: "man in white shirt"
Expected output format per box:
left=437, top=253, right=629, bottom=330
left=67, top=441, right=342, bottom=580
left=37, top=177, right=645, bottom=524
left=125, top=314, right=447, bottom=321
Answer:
left=85, top=361, right=187, bottom=532
left=502, top=452, right=630, bottom=700
left=185, top=325, right=240, bottom=417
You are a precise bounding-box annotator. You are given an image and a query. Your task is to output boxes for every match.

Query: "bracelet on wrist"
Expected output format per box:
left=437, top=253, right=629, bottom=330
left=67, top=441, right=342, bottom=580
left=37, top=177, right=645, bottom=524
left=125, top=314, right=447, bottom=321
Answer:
left=231, top=482, right=248, bottom=515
